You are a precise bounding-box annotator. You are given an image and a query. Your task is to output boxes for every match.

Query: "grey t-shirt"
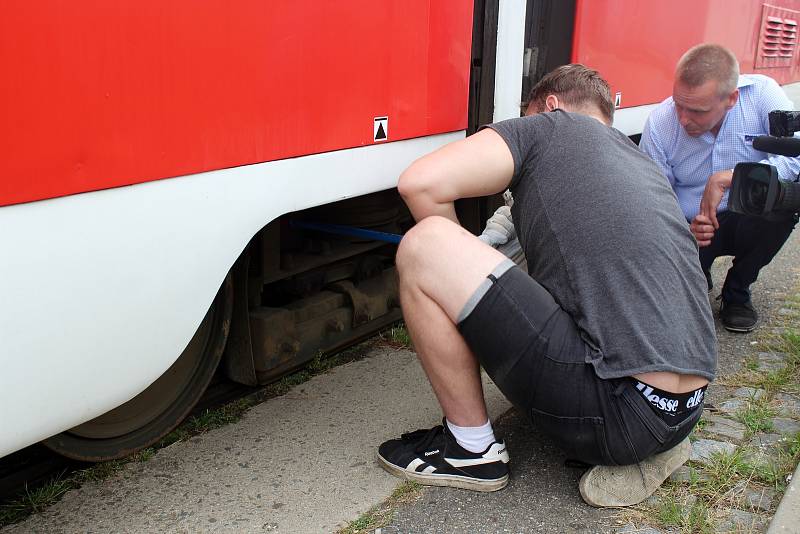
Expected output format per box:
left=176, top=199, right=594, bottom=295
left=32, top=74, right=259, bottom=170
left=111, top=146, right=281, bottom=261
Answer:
left=486, top=110, right=717, bottom=381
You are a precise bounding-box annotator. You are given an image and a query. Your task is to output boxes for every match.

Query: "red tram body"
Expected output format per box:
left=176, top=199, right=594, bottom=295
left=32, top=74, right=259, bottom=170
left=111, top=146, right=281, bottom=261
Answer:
left=1, top=1, right=798, bottom=460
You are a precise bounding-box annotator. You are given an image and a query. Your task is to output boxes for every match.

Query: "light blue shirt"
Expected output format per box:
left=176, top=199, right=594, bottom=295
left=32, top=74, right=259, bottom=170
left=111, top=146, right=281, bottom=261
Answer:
left=640, top=74, right=799, bottom=220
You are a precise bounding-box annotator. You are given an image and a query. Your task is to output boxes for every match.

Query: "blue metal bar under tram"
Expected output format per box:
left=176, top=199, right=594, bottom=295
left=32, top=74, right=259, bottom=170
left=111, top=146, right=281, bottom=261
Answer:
left=289, top=220, right=404, bottom=244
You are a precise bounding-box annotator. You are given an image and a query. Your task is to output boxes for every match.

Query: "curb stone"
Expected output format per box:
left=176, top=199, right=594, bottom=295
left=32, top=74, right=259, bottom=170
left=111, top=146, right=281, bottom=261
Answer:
left=767, top=462, right=800, bottom=533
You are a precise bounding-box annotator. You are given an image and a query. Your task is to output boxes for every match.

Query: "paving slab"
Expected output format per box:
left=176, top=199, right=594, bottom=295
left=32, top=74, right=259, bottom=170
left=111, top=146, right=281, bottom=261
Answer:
left=701, top=413, right=747, bottom=441
left=774, top=394, right=800, bottom=418
left=733, top=387, right=767, bottom=400
left=715, top=509, right=767, bottom=533
left=756, top=352, right=789, bottom=372
left=742, top=486, right=776, bottom=512
left=718, top=398, right=748, bottom=416
left=385, top=408, right=617, bottom=534
left=690, top=439, right=736, bottom=465
left=772, top=418, right=800, bottom=436
left=670, top=465, right=709, bottom=484
left=617, top=525, right=665, bottom=534
left=2, top=220, right=796, bottom=534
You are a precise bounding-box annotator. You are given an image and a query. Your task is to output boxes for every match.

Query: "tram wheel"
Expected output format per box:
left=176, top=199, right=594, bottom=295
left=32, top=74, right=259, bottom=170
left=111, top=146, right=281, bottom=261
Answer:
left=43, top=274, right=233, bottom=462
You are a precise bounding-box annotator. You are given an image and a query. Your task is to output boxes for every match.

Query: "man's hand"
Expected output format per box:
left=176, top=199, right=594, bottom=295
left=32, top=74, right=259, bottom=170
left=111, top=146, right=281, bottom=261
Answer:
left=699, top=169, right=733, bottom=228
left=478, top=205, right=515, bottom=247
left=690, top=214, right=716, bottom=247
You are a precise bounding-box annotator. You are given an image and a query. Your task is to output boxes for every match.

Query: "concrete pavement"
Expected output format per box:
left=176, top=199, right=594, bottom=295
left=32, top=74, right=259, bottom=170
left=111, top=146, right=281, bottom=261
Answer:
left=2, top=349, right=510, bottom=533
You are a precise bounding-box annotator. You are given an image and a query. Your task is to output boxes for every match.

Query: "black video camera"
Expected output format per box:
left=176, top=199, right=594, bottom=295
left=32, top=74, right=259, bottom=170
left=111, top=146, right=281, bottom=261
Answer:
left=729, top=110, right=800, bottom=220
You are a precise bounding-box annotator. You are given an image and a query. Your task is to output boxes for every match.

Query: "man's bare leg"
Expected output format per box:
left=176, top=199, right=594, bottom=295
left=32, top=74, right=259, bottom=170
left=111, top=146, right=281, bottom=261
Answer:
left=391, top=217, right=692, bottom=502
left=376, top=216, right=512, bottom=491
left=395, top=216, right=510, bottom=426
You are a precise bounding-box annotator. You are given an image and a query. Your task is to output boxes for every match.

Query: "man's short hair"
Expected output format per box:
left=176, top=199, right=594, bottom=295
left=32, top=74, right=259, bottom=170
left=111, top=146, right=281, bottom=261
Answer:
left=676, top=44, right=739, bottom=97
left=526, top=64, right=614, bottom=124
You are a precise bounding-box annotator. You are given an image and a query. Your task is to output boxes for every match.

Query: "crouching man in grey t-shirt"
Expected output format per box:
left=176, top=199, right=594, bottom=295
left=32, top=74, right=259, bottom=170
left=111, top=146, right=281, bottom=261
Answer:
left=376, top=64, right=717, bottom=506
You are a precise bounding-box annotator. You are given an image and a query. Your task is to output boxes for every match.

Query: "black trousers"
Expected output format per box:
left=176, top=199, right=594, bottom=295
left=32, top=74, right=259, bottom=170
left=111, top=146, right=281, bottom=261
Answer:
left=458, top=267, right=700, bottom=466
left=699, top=211, right=796, bottom=304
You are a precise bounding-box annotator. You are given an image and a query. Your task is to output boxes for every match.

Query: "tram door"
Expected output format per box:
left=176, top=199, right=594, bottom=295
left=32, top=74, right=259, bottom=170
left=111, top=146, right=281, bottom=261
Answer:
left=465, top=0, right=578, bottom=229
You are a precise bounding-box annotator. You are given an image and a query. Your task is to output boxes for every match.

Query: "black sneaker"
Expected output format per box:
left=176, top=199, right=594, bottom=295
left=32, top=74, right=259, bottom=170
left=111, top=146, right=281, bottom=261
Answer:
left=377, top=422, right=509, bottom=492
left=720, top=299, right=758, bottom=332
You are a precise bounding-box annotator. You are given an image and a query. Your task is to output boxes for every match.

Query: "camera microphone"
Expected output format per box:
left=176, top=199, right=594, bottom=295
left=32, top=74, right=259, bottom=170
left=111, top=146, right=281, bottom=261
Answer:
left=752, top=135, right=800, bottom=157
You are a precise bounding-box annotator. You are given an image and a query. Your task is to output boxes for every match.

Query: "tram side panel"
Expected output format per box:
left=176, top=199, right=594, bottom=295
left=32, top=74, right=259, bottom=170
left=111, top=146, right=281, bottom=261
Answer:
left=571, top=0, right=800, bottom=135
left=0, top=2, right=474, bottom=458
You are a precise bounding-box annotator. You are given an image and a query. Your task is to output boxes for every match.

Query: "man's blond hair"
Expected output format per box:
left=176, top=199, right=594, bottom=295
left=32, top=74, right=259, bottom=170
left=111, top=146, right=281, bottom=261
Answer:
left=676, top=44, right=739, bottom=96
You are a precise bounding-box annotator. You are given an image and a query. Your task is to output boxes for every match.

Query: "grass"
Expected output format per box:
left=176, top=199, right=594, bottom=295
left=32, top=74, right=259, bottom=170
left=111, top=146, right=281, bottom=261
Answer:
left=656, top=497, right=683, bottom=526
left=697, top=450, right=754, bottom=497
left=789, top=430, right=800, bottom=455
left=336, top=481, right=422, bottom=534
left=685, top=500, right=714, bottom=533
left=377, top=323, right=413, bottom=349
left=735, top=400, right=776, bottom=435
left=0, top=475, right=73, bottom=525
left=158, top=398, right=256, bottom=447
left=719, top=327, right=800, bottom=393
left=0, top=445, right=173, bottom=527
left=629, top=482, right=715, bottom=534
left=694, top=417, right=709, bottom=432
left=627, top=449, right=772, bottom=533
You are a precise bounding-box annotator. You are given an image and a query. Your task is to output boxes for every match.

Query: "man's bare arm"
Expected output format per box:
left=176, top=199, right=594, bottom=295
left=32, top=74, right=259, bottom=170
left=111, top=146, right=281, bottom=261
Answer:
left=398, top=129, right=515, bottom=223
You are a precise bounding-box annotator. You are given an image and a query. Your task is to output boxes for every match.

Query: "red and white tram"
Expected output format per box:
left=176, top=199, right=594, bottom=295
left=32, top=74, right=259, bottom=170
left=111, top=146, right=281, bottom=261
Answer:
left=2, top=0, right=799, bottom=461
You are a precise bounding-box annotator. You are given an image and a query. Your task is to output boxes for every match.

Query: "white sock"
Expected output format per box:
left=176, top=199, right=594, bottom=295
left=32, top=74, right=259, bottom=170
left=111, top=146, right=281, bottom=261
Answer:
left=446, top=418, right=496, bottom=453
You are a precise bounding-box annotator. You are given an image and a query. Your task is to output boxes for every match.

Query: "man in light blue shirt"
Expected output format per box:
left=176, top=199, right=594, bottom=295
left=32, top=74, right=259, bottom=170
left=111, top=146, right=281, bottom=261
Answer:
left=641, top=44, right=798, bottom=332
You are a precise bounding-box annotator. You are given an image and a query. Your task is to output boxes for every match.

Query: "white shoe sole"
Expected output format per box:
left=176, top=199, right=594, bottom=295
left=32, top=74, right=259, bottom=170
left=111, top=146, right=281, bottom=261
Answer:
left=376, top=453, right=509, bottom=492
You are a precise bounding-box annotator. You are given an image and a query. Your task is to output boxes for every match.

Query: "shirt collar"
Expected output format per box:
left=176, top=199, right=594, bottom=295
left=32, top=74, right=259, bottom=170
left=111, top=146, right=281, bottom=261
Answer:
left=737, top=75, right=757, bottom=89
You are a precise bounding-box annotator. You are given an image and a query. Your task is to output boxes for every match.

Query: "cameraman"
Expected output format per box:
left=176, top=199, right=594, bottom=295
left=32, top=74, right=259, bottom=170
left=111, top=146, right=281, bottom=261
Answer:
left=640, top=44, right=799, bottom=332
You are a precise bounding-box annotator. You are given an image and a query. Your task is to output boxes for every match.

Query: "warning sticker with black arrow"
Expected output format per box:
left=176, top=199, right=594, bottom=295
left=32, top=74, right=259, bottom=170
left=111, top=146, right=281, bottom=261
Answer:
left=373, top=116, right=388, bottom=142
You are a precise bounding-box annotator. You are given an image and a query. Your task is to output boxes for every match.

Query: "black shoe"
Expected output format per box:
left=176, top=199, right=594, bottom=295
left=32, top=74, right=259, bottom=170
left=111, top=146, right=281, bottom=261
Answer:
left=720, top=299, right=758, bottom=332
left=377, top=422, right=509, bottom=492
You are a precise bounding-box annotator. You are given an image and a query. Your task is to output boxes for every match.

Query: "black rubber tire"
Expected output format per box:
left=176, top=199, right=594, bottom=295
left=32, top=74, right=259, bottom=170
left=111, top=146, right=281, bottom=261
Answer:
left=42, top=274, right=233, bottom=462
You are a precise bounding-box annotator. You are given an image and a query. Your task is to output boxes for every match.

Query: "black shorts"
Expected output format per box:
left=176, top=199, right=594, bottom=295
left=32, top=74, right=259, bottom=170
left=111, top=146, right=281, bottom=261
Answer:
left=457, top=261, right=701, bottom=466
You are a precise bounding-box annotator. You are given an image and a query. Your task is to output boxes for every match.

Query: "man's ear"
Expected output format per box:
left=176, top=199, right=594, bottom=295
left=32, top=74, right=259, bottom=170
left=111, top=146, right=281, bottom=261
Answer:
left=724, top=88, right=739, bottom=111
left=545, top=94, right=560, bottom=112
